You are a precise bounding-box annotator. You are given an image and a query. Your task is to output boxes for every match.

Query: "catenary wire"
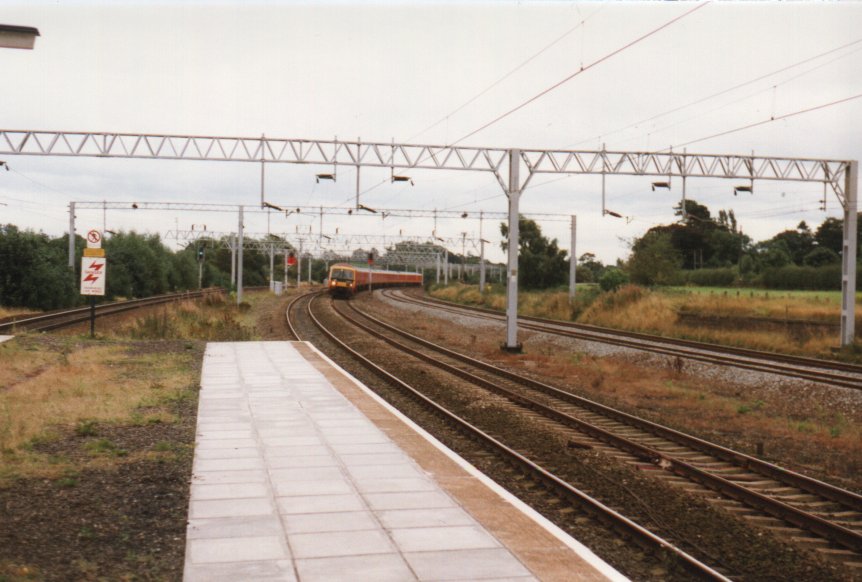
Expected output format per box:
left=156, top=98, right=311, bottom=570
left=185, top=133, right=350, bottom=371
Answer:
left=449, top=2, right=711, bottom=147
left=566, top=35, right=862, bottom=150
left=405, top=6, right=605, bottom=143
left=667, top=91, right=862, bottom=150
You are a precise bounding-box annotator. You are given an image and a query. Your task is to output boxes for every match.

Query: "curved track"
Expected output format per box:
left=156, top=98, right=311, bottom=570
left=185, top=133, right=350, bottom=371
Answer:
left=0, top=288, right=223, bottom=334
left=385, top=289, right=862, bottom=391
left=338, top=295, right=862, bottom=570
left=287, top=291, right=736, bottom=580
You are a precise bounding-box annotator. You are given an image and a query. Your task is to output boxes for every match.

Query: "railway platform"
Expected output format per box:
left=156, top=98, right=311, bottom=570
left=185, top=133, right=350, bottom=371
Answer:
left=184, top=341, right=625, bottom=582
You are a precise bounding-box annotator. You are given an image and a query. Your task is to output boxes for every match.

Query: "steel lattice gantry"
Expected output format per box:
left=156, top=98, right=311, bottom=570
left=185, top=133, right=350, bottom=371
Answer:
left=1, top=130, right=857, bottom=347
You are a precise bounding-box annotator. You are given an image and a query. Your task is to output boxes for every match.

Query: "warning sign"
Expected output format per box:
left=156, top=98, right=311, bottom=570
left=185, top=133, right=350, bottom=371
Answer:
left=80, top=257, right=107, bottom=296
left=86, top=229, right=102, bottom=249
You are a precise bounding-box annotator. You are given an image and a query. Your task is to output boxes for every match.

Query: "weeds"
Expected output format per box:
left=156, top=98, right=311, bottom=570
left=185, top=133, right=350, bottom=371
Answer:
left=75, top=419, right=99, bottom=437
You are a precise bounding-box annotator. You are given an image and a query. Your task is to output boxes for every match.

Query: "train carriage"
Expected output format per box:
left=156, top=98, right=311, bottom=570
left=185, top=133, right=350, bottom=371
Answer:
left=328, top=264, right=422, bottom=298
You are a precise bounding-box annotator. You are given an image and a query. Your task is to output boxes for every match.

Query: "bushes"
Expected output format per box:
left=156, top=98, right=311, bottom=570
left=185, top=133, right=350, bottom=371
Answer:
left=684, top=267, right=737, bottom=287
left=599, top=268, right=629, bottom=292
left=760, top=265, right=842, bottom=291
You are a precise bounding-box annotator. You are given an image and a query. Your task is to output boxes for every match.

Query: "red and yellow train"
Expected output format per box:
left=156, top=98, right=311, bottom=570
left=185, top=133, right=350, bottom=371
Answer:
left=328, top=264, right=423, bottom=298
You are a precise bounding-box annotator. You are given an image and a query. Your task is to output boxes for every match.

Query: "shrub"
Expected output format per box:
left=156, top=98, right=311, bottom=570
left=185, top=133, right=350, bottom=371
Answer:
left=761, top=265, right=842, bottom=290
left=599, top=268, right=629, bottom=292
left=684, top=267, right=737, bottom=287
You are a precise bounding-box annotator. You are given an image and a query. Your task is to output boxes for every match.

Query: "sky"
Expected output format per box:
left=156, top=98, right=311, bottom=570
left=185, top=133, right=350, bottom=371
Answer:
left=1, top=0, right=861, bottom=265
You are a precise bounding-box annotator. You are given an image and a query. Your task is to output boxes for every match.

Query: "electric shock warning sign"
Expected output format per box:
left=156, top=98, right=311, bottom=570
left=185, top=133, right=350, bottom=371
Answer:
left=80, top=257, right=107, bottom=296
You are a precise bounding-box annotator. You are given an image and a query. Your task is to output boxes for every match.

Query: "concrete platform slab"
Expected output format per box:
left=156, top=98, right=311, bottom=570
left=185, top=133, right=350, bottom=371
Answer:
left=184, top=342, right=625, bottom=581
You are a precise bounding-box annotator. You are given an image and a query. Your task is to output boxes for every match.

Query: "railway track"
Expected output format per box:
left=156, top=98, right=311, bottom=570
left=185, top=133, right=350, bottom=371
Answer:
left=384, top=289, right=862, bottom=391
left=287, top=291, right=740, bottom=580
left=339, top=295, right=862, bottom=572
left=0, top=288, right=223, bottom=334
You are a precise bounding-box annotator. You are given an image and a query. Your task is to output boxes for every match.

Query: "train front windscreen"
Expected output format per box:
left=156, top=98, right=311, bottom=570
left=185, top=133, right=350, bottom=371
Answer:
left=330, top=268, right=354, bottom=282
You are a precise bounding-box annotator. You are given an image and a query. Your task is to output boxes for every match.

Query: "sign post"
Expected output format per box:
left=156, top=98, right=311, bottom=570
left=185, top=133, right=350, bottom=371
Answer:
left=81, top=230, right=106, bottom=337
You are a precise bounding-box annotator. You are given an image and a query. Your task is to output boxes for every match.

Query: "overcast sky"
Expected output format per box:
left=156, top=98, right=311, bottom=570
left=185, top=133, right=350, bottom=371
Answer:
left=2, top=0, right=861, bottom=264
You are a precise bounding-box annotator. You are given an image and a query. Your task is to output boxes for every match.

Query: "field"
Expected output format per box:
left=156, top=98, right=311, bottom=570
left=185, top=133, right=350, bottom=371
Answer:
left=430, top=283, right=861, bottom=359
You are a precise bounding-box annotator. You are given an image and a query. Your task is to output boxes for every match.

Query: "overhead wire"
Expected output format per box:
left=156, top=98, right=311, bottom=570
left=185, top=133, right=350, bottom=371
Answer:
left=405, top=6, right=606, bottom=143
left=566, top=35, right=862, bottom=149
left=667, top=91, right=862, bottom=150
left=449, top=2, right=711, bottom=147
left=612, top=42, right=862, bottom=149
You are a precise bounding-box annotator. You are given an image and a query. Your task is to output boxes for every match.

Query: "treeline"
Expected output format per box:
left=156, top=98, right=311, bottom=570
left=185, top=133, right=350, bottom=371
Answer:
left=0, top=226, right=299, bottom=311
left=626, top=200, right=860, bottom=290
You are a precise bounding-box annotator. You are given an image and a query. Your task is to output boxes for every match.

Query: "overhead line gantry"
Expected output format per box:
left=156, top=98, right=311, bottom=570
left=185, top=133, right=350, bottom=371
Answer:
left=2, top=130, right=856, bottom=348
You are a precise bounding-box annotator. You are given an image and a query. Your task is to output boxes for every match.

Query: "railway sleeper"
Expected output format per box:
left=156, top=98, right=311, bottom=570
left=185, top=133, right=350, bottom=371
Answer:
left=790, top=535, right=832, bottom=548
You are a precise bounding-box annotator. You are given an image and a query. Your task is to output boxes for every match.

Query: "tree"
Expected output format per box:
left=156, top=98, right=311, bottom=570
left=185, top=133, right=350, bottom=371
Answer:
left=769, top=222, right=814, bottom=265
left=0, top=225, right=77, bottom=309
left=803, top=246, right=840, bottom=267
left=815, top=217, right=843, bottom=254
left=500, top=217, right=568, bottom=289
left=599, top=268, right=628, bottom=292
left=577, top=252, right=605, bottom=282
left=627, top=230, right=682, bottom=286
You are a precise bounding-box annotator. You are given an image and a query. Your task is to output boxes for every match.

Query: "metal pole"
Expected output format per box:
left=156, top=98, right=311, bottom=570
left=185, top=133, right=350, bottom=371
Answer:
left=298, top=240, right=303, bottom=287
left=269, top=243, right=274, bottom=291
left=68, top=201, right=76, bottom=269
left=436, top=253, right=440, bottom=284
left=480, top=239, right=486, bottom=293
left=198, top=255, right=203, bottom=290
left=444, top=250, right=449, bottom=285
left=237, top=206, right=244, bottom=305
left=284, top=248, right=288, bottom=288
left=355, top=137, right=361, bottom=208
left=569, top=215, right=577, bottom=302
left=308, top=254, right=312, bottom=283
left=260, top=133, right=266, bottom=207
left=841, top=161, right=858, bottom=346
left=90, top=296, right=96, bottom=338
left=230, top=235, right=236, bottom=289
left=505, top=149, right=521, bottom=351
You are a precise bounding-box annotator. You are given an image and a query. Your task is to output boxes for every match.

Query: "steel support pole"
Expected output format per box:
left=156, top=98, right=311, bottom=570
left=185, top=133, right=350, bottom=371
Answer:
left=68, top=201, right=76, bottom=269
left=435, top=253, right=440, bottom=284
left=569, top=215, right=577, bottom=302
left=505, top=149, right=522, bottom=351
left=237, top=206, right=244, bottom=305
left=841, top=161, right=858, bottom=346
left=308, top=254, right=312, bottom=283
left=230, top=235, right=236, bottom=288
left=298, top=241, right=303, bottom=287
left=269, top=243, right=274, bottom=291
left=480, top=239, right=486, bottom=293
left=444, top=250, right=449, bottom=285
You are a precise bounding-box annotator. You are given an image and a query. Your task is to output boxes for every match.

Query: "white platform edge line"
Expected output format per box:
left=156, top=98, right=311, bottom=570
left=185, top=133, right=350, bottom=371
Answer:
left=303, top=341, right=628, bottom=582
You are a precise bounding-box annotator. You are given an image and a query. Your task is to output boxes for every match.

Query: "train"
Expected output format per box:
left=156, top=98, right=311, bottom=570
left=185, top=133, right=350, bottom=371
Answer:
left=328, top=264, right=423, bottom=298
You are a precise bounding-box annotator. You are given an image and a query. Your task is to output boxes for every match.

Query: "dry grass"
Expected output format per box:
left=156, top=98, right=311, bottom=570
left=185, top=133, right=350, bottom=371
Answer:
left=0, top=306, right=38, bottom=319
left=0, top=343, right=193, bottom=457
left=431, top=283, right=853, bottom=357
left=674, top=289, right=844, bottom=322
left=431, top=283, right=579, bottom=321
left=106, top=294, right=256, bottom=342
